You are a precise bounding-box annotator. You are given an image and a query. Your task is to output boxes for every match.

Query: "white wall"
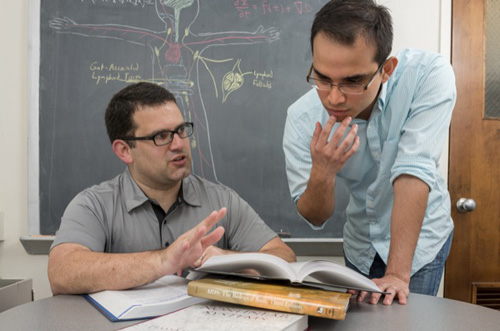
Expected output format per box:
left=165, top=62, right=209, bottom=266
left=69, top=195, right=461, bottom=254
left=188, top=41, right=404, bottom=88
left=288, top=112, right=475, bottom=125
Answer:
left=0, top=0, right=451, bottom=301
left=0, top=0, right=51, bottom=300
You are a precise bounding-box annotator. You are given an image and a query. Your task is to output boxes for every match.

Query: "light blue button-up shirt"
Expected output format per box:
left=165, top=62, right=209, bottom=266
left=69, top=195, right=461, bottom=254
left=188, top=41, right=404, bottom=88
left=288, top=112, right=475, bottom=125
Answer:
left=283, top=49, right=456, bottom=275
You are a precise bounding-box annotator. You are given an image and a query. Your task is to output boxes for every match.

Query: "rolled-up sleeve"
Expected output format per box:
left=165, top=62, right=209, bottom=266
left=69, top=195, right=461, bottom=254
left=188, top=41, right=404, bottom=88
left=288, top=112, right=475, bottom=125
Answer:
left=390, top=55, right=457, bottom=189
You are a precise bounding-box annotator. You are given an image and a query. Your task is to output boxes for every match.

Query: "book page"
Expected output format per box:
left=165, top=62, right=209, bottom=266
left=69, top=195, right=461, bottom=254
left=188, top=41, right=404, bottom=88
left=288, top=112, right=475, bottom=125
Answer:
left=298, top=260, right=381, bottom=292
left=196, top=253, right=298, bottom=281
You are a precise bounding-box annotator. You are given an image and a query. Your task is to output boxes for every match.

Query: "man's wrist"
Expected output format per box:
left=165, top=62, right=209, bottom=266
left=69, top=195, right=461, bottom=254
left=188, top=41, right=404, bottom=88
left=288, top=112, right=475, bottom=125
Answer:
left=384, top=268, right=411, bottom=283
left=309, top=166, right=336, bottom=188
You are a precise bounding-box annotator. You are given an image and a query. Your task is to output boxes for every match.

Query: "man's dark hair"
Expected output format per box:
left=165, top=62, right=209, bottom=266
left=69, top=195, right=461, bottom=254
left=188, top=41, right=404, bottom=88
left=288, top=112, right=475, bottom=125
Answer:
left=310, top=0, right=393, bottom=65
left=105, top=82, right=177, bottom=146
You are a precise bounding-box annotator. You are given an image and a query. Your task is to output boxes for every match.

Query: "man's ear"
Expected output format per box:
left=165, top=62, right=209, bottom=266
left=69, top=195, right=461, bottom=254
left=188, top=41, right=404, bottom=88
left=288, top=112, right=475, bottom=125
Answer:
left=381, top=56, right=398, bottom=83
left=112, top=140, right=133, bottom=164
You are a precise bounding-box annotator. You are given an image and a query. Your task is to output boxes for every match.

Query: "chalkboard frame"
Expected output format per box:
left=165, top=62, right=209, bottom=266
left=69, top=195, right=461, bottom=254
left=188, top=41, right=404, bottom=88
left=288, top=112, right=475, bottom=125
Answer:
left=28, top=0, right=42, bottom=235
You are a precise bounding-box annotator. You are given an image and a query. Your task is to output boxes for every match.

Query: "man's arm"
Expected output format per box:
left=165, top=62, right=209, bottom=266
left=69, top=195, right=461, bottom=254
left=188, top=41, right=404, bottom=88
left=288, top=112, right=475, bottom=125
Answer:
left=357, top=175, right=429, bottom=305
left=48, top=208, right=226, bottom=295
left=258, top=237, right=296, bottom=262
left=355, top=53, right=455, bottom=305
left=297, top=116, right=359, bottom=225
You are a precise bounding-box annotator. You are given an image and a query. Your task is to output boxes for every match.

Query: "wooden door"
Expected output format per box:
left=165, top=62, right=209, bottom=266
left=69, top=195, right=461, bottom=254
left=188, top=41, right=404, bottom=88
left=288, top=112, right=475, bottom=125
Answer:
left=445, top=0, right=500, bottom=307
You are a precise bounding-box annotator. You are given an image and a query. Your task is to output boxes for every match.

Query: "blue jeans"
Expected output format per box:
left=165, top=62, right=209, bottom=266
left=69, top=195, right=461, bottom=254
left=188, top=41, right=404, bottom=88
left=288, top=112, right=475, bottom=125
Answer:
left=344, top=231, right=453, bottom=296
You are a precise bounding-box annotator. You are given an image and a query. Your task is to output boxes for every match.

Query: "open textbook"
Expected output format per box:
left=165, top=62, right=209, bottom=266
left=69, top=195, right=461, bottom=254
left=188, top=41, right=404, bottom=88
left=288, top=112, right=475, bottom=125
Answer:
left=188, top=253, right=382, bottom=293
left=85, top=275, right=206, bottom=321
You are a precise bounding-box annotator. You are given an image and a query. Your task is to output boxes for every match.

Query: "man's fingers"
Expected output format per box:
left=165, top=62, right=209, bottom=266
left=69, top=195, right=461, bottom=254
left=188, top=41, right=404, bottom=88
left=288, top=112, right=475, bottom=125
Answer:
left=383, top=290, right=396, bottom=305
left=192, top=258, right=203, bottom=268
left=381, top=286, right=408, bottom=305
left=178, top=210, right=221, bottom=252
left=317, top=116, right=337, bottom=144
left=186, top=208, right=225, bottom=241
left=338, top=123, right=358, bottom=150
left=356, top=290, right=369, bottom=302
left=327, top=116, right=352, bottom=147
left=201, top=226, right=225, bottom=247
left=311, top=117, right=359, bottom=166
left=342, top=135, right=360, bottom=161
left=395, top=289, right=408, bottom=305
left=201, top=208, right=227, bottom=229
left=311, top=122, right=322, bottom=146
left=368, top=292, right=382, bottom=305
left=354, top=285, right=409, bottom=305
left=185, top=209, right=226, bottom=248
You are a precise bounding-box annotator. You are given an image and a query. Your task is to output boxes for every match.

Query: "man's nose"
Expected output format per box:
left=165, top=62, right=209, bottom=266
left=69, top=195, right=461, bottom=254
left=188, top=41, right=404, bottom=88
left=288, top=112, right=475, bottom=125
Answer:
left=327, top=85, right=346, bottom=105
left=169, top=133, right=185, bottom=149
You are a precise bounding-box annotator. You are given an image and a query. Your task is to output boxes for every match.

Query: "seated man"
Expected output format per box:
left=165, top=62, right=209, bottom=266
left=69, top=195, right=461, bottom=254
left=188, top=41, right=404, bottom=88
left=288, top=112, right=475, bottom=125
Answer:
left=48, top=82, right=295, bottom=295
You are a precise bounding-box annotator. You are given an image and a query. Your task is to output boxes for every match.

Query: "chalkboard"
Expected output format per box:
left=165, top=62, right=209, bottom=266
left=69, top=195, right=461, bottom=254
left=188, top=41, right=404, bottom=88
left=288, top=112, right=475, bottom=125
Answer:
left=37, top=0, right=348, bottom=238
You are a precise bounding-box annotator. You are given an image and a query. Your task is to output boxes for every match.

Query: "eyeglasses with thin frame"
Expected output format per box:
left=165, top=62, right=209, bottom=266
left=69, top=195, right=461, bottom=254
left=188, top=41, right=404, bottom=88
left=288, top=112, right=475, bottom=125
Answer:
left=306, top=61, right=386, bottom=95
left=120, top=122, right=194, bottom=146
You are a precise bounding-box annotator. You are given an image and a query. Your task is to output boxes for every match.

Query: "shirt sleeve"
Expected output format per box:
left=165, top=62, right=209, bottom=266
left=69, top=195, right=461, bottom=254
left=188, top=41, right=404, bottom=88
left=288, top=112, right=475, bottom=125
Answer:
left=50, top=190, right=108, bottom=252
left=283, top=90, right=327, bottom=203
left=222, top=187, right=278, bottom=252
left=282, top=91, right=333, bottom=230
left=283, top=114, right=313, bottom=203
left=390, top=54, right=457, bottom=189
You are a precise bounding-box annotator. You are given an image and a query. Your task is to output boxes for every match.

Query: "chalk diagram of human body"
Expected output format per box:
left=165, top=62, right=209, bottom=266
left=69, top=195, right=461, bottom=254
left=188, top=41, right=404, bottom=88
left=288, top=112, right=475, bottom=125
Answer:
left=49, top=0, right=279, bottom=182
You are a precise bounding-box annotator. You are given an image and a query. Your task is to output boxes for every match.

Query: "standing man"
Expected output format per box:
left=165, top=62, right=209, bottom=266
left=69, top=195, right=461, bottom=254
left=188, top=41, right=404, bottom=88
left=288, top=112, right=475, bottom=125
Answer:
left=283, top=0, right=456, bottom=305
left=49, top=82, right=295, bottom=295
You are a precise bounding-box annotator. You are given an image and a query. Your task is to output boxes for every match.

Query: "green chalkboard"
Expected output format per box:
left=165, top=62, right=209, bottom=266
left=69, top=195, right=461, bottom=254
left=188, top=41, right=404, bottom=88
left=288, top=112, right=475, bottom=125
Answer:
left=38, top=0, right=348, bottom=238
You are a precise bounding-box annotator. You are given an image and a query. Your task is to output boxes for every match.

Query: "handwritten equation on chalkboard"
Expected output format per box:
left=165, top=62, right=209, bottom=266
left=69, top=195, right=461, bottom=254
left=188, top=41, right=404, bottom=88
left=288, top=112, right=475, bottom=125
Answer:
left=234, top=0, right=315, bottom=18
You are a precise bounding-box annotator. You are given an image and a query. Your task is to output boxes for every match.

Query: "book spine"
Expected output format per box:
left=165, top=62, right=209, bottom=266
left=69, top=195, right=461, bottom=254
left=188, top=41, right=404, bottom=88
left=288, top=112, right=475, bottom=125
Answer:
left=188, top=283, right=346, bottom=320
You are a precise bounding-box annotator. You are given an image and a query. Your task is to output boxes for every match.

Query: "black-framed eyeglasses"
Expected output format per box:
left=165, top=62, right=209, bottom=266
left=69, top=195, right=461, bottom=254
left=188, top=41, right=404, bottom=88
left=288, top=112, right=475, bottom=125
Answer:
left=120, top=122, right=194, bottom=146
left=306, top=61, right=385, bottom=95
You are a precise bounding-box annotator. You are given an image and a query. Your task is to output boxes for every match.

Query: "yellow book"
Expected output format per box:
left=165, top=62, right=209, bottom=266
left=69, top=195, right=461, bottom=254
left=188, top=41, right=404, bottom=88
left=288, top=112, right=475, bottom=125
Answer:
left=188, top=277, right=351, bottom=320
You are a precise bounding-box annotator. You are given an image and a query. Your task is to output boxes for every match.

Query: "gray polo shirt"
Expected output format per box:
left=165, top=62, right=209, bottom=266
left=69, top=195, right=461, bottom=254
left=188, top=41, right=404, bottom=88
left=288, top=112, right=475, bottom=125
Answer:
left=51, top=168, right=277, bottom=253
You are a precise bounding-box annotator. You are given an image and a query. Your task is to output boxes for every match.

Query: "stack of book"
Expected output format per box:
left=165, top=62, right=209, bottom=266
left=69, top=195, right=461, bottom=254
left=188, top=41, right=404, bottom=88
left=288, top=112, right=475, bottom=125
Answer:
left=185, top=252, right=383, bottom=320
left=85, top=253, right=383, bottom=329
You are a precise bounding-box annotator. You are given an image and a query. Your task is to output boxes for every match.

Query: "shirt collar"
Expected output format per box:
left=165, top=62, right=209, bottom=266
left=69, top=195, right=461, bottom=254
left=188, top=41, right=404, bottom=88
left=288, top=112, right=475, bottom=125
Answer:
left=359, top=82, right=388, bottom=123
left=121, top=168, right=150, bottom=213
left=121, top=169, right=202, bottom=212
left=181, top=175, right=202, bottom=207
left=377, top=82, right=388, bottom=111
left=352, top=83, right=388, bottom=125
